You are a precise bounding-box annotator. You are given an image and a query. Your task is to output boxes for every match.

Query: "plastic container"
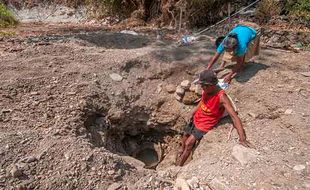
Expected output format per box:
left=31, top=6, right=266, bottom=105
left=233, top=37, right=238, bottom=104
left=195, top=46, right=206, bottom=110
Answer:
left=182, top=35, right=198, bottom=45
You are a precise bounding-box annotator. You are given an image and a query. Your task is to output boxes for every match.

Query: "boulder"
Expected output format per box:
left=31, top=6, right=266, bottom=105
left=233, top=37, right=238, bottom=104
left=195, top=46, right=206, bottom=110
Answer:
left=232, top=144, right=258, bottom=166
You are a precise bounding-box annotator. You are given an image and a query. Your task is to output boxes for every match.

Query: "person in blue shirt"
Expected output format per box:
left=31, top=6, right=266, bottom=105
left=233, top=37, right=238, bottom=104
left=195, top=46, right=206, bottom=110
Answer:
left=206, top=24, right=259, bottom=83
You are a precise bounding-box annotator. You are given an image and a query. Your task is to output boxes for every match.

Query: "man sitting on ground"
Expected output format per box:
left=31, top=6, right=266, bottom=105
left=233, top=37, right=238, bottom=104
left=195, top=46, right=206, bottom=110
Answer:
left=176, top=70, right=251, bottom=166
left=206, top=22, right=260, bottom=83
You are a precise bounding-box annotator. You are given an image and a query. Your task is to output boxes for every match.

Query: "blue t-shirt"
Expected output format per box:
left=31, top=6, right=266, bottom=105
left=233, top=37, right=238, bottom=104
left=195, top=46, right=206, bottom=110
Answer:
left=216, top=25, right=257, bottom=56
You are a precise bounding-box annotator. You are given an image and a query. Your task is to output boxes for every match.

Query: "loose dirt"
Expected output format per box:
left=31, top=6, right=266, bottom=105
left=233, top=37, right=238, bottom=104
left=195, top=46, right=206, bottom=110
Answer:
left=0, top=23, right=309, bottom=190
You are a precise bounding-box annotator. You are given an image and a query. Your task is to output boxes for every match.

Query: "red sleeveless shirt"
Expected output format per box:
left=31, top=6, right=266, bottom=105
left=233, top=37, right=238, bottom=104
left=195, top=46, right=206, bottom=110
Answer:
left=193, top=89, right=225, bottom=132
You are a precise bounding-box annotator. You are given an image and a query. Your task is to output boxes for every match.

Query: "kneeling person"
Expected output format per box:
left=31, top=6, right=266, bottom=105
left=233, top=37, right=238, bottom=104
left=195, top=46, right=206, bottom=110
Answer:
left=176, top=70, right=251, bottom=166
left=207, top=22, right=260, bottom=83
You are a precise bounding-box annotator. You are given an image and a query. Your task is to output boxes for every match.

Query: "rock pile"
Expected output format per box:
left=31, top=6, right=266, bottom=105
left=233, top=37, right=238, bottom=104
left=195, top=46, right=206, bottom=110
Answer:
left=166, top=80, right=201, bottom=105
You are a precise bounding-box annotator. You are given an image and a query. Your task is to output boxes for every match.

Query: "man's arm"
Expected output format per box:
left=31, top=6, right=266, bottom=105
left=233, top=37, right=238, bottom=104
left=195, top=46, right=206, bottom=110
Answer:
left=206, top=52, right=221, bottom=70
left=186, top=101, right=202, bottom=122
left=220, top=93, right=251, bottom=147
left=223, top=55, right=245, bottom=83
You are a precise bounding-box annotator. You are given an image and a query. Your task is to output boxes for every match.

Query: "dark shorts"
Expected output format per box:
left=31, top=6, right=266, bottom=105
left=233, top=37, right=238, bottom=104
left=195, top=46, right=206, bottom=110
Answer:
left=184, top=120, right=207, bottom=140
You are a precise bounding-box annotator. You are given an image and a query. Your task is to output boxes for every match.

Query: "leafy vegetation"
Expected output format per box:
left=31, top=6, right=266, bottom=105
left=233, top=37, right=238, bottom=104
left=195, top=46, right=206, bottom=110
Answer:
left=287, top=0, right=310, bottom=24
left=0, top=3, right=18, bottom=28
left=256, top=0, right=310, bottom=25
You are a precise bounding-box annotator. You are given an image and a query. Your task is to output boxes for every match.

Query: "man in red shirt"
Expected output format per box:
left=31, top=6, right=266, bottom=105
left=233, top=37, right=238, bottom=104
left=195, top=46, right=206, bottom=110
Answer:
left=176, top=70, right=251, bottom=166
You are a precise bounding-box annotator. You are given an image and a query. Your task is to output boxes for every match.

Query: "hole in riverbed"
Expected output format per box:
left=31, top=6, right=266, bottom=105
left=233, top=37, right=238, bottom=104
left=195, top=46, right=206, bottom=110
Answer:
left=84, top=107, right=177, bottom=169
left=83, top=111, right=179, bottom=169
left=121, top=129, right=172, bottom=169
left=135, top=147, right=158, bottom=167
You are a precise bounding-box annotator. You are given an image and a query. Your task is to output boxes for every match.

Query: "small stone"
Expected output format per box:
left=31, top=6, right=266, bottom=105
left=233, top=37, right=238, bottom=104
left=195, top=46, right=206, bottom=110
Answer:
left=300, top=72, right=310, bottom=77
left=293, top=165, right=305, bottom=171
left=180, top=80, right=191, bottom=90
left=21, top=156, right=37, bottom=163
left=157, top=84, right=163, bottom=93
left=107, top=182, right=122, bottom=190
left=30, top=91, right=39, bottom=95
left=108, top=170, right=115, bottom=175
left=248, top=112, right=257, bottom=118
left=166, top=84, right=176, bottom=93
left=64, top=153, right=71, bottom=161
left=10, top=165, right=23, bottom=178
left=176, top=86, right=185, bottom=96
left=284, top=109, right=293, bottom=115
left=109, top=73, right=123, bottom=82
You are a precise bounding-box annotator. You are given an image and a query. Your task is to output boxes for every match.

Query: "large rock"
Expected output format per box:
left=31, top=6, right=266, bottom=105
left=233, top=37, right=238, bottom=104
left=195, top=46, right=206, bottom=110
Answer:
left=182, top=91, right=200, bottom=105
left=232, top=145, right=258, bottom=166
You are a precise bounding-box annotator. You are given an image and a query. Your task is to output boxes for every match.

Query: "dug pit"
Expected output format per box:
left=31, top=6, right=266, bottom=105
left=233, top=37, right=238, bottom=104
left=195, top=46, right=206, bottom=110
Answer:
left=83, top=111, right=179, bottom=169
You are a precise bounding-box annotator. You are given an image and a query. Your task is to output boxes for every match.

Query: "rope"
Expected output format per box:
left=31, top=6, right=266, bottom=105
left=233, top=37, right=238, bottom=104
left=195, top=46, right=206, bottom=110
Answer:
left=193, top=0, right=261, bottom=37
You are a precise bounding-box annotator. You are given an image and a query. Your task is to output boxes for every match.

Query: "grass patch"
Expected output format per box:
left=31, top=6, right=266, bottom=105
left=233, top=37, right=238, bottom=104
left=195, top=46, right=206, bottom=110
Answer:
left=0, top=30, right=16, bottom=37
left=0, top=3, right=18, bottom=28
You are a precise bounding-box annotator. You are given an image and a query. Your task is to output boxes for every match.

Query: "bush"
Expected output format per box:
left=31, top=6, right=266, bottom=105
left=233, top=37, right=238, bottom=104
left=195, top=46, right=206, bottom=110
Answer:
left=0, top=3, right=18, bottom=28
left=255, top=0, right=282, bottom=23
left=287, top=0, right=310, bottom=24
left=86, top=0, right=133, bottom=19
left=256, top=0, right=310, bottom=25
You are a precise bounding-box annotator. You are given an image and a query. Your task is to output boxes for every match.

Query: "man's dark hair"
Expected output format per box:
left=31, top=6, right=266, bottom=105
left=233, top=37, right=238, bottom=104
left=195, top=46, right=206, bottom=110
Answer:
left=224, top=33, right=238, bottom=49
left=215, top=36, right=225, bottom=48
left=197, top=70, right=218, bottom=85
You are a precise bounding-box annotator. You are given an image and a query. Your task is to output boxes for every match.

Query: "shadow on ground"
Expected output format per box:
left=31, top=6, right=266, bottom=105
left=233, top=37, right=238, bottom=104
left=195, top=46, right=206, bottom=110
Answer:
left=151, top=39, right=215, bottom=62
left=76, top=32, right=150, bottom=49
left=235, top=62, right=269, bottom=83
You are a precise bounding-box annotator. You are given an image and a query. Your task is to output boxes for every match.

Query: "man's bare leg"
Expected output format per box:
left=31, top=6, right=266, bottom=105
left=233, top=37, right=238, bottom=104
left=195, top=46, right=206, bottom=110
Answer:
left=176, top=135, right=197, bottom=166
left=180, top=134, right=190, bottom=153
